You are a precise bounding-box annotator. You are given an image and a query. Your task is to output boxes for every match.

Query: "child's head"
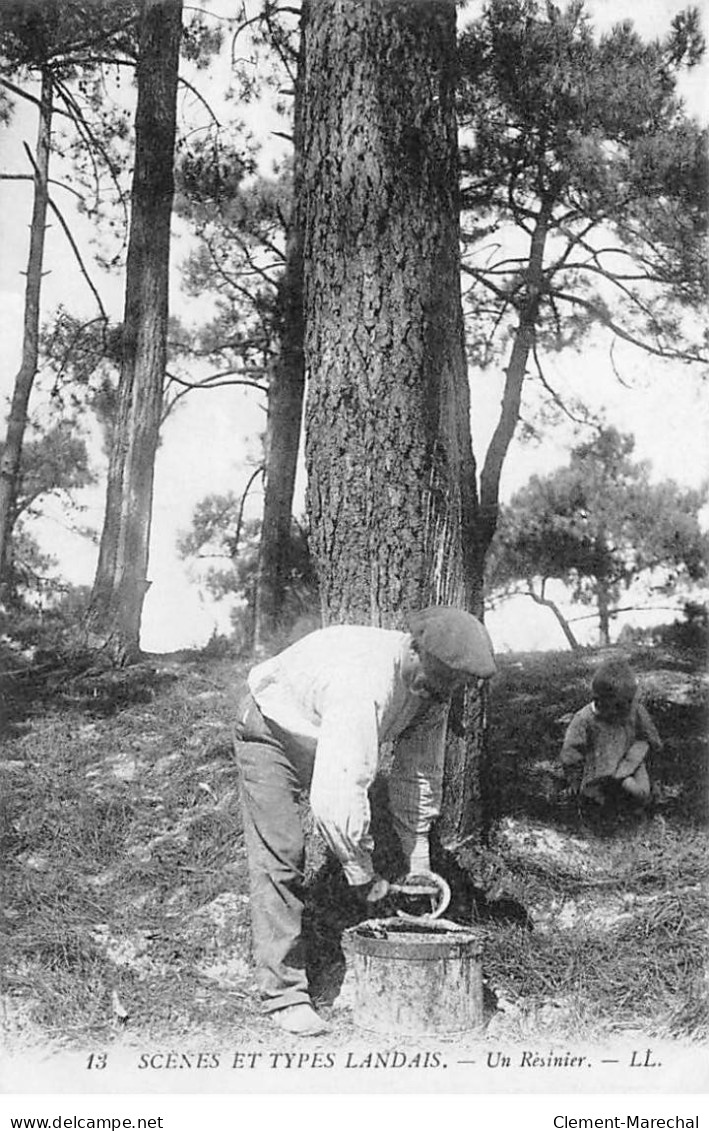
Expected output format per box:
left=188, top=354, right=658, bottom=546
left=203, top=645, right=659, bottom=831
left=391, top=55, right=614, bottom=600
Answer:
left=591, top=659, right=637, bottom=723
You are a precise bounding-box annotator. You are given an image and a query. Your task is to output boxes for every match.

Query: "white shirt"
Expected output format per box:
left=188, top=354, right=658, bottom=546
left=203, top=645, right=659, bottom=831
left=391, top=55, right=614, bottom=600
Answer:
left=247, top=625, right=449, bottom=885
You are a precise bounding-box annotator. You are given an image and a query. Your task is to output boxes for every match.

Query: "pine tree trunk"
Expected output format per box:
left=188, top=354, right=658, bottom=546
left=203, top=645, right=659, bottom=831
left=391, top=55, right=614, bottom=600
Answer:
left=528, top=585, right=580, bottom=650
left=253, top=23, right=306, bottom=651
left=477, top=207, right=550, bottom=560
left=0, top=69, right=53, bottom=590
left=597, top=580, right=612, bottom=646
left=85, top=0, right=182, bottom=664
left=303, top=0, right=479, bottom=623
left=302, top=0, right=485, bottom=847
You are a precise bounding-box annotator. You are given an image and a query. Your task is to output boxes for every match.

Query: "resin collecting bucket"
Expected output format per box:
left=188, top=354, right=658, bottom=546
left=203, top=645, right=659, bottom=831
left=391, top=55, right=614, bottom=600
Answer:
left=342, top=917, right=484, bottom=1036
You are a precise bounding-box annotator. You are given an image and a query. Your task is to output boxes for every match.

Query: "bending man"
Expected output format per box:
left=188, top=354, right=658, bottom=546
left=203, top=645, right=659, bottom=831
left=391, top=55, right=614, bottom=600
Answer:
left=234, top=606, right=496, bottom=1035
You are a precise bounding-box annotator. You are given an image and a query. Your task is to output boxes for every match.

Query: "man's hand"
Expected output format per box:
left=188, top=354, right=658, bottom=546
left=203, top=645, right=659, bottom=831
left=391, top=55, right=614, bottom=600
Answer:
left=366, top=876, right=390, bottom=903
left=352, top=875, right=390, bottom=905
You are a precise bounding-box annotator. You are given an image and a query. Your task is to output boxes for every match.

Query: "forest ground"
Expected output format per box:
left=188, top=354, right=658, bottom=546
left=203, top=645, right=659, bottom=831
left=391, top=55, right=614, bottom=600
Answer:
left=1, top=634, right=707, bottom=1078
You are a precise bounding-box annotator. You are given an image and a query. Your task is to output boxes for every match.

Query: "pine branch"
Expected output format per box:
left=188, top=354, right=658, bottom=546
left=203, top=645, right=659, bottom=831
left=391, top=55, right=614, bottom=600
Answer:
left=163, top=365, right=267, bottom=420
left=227, top=464, right=265, bottom=560
left=262, top=7, right=299, bottom=82
left=553, top=289, right=708, bottom=363
left=199, top=243, right=246, bottom=297
left=22, top=142, right=108, bottom=322
left=461, top=263, right=523, bottom=305
left=48, top=13, right=138, bottom=61
left=552, top=231, right=682, bottom=293
left=165, top=368, right=266, bottom=393
left=463, top=253, right=530, bottom=277
left=53, top=76, right=129, bottom=227
left=183, top=4, right=234, bottom=16
left=545, top=215, right=601, bottom=270
left=544, top=289, right=565, bottom=341
left=550, top=256, right=662, bottom=330
left=0, top=174, right=84, bottom=201
left=178, top=75, right=221, bottom=128
left=239, top=242, right=283, bottom=286
left=565, top=256, right=692, bottom=348
left=566, top=604, right=684, bottom=625
left=0, top=76, right=73, bottom=119
left=53, top=55, right=136, bottom=69
left=531, top=341, right=593, bottom=427
left=245, top=226, right=286, bottom=265
left=46, top=315, right=110, bottom=393
left=53, top=80, right=103, bottom=213
left=465, top=292, right=515, bottom=363
left=608, top=339, right=634, bottom=390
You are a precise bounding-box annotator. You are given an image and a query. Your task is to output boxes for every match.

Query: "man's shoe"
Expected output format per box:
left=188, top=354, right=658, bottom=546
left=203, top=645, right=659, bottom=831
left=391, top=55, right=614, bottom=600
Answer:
left=271, top=1003, right=330, bottom=1036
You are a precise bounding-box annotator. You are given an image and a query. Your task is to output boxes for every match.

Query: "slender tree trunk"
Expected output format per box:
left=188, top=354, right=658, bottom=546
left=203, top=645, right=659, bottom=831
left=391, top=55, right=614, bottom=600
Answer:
left=0, top=69, right=53, bottom=590
left=253, top=22, right=306, bottom=652
left=528, top=582, right=580, bottom=650
left=302, top=0, right=484, bottom=848
left=597, top=579, right=612, bottom=646
left=85, top=0, right=182, bottom=664
left=476, top=206, right=551, bottom=572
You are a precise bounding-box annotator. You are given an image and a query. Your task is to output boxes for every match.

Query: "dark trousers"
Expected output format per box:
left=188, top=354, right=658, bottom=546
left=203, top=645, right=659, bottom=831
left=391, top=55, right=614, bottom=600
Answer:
left=235, top=690, right=315, bottom=1013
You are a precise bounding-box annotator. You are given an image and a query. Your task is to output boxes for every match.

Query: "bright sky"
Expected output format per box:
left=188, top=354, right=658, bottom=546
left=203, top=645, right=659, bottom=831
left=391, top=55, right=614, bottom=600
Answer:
left=0, top=0, right=707, bottom=654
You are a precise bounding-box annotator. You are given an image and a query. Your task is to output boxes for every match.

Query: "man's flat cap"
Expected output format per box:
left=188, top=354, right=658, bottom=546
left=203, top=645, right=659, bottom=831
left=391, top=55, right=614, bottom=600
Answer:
left=408, top=606, right=496, bottom=679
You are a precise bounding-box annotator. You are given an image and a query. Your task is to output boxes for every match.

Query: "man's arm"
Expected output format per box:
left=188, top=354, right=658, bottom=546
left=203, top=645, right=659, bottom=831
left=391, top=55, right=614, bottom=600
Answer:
left=308, top=686, right=380, bottom=886
left=388, top=702, right=449, bottom=875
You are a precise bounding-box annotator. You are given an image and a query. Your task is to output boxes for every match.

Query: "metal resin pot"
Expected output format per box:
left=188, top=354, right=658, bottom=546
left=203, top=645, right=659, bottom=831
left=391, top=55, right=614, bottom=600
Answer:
left=343, top=916, right=484, bottom=1036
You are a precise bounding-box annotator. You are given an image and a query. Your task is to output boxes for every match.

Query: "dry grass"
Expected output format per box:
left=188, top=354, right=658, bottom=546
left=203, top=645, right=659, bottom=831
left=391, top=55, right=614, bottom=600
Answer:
left=480, top=830, right=709, bottom=1041
left=1, top=641, right=707, bottom=1049
left=1, top=654, right=251, bottom=1047
left=478, top=645, right=708, bottom=1042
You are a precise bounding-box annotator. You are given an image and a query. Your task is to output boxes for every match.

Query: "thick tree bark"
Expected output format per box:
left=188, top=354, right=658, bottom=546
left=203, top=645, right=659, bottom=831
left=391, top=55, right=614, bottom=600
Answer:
left=0, top=69, right=53, bottom=590
left=85, top=0, right=182, bottom=664
left=302, top=0, right=485, bottom=847
left=253, top=23, right=306, bottom=652
left=303, top=0, right=480, bottom=623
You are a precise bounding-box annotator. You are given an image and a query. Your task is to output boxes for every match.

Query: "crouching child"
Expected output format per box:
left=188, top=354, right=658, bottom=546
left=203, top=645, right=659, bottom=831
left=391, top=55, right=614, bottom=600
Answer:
left=560, top=659, right=662, bottom=809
